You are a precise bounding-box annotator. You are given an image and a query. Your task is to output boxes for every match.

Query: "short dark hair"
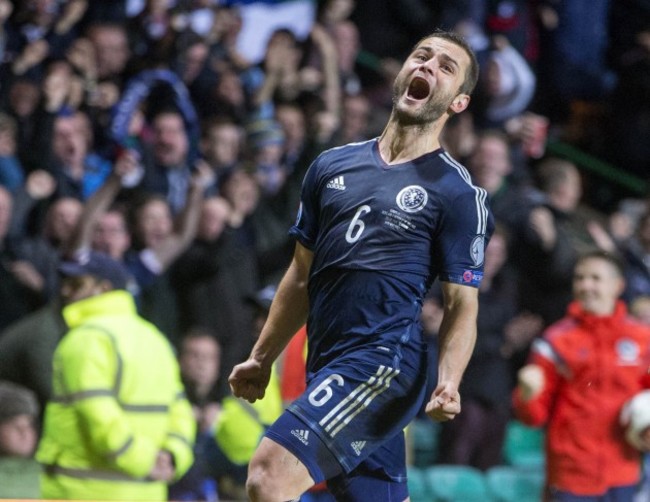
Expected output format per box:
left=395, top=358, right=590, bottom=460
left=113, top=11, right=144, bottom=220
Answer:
left=576, top=250, right=625, bottom=277
left=412, top=31, right=480, bottom=96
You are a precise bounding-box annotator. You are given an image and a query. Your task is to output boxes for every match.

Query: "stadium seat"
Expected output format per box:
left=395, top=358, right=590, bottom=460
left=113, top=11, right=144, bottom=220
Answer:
left=407, top=466, right=431, bottom=502
left=486, top=465, right=545, bottom=502
left=425, top=464, right=493, bottom=501
left=502, top=419, right=545, bottom=469
left=408, top=418, right=440, bottom=466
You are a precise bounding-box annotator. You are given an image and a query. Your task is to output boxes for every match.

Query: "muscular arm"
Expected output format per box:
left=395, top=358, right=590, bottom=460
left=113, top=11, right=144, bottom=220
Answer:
left=229, top=242, right=312, bottom=402
left=425, top=281, right=478, bottom=421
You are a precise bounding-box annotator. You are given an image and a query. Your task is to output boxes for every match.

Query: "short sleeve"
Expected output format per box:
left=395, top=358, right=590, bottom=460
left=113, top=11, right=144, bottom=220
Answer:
left=289, top=155, right=324, bottom=250
left=435, top=187, right=494, bottom=287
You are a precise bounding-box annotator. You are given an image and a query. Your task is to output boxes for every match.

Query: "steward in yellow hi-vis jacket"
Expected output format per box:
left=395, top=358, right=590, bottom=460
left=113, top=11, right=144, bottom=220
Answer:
left=36, top=252, right=195, bottom=501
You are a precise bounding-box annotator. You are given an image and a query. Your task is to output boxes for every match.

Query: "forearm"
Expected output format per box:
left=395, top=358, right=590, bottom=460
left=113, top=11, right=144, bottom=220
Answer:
left=436, top=286, right=478, bottom=388
left=67, top=173, right=121, bottom=255
left=250, top=247, right=311, bottom=367
left=156, top=180, right=204, bottom=269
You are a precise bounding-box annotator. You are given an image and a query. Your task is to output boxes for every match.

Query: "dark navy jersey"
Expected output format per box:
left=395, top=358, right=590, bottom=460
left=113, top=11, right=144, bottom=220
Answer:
left=289, top=139, right=494, bottom=374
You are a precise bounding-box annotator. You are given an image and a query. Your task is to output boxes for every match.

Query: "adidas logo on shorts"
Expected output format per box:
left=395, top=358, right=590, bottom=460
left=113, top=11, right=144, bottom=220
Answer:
left=351, top=440, right=366, bottom=456
left=291, top=429, right=310, bottom=445
left=326, top=176, right=346, bottom=191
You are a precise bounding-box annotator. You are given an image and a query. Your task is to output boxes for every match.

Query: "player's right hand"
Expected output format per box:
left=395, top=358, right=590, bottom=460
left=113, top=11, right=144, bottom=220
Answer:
left=228, top=359, right=271, bottom=403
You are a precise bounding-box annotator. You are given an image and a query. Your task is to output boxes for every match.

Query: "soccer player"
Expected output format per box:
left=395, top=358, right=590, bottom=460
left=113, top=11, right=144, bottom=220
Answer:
left=229, top=30, right=493, bottom=501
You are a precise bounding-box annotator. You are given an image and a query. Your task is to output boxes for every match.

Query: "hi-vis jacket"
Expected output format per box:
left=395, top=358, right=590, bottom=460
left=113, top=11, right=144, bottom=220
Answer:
left=513, top=301, right=650, bottom=496
left=36, top=290, right=195, bottom=501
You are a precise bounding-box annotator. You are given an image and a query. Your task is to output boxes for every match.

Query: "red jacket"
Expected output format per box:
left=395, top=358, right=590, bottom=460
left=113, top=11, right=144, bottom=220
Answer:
left=513, top=301, right=650, bottom=495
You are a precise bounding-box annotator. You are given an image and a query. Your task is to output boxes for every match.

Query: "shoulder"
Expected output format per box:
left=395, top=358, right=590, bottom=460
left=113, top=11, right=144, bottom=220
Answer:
left=431, top=150, right=488, bottom=203
left=623, top=315, right=650, bottom=336
left=315, top=139, right=377, bottom=166
left=542, top=318, right=582, bottom=351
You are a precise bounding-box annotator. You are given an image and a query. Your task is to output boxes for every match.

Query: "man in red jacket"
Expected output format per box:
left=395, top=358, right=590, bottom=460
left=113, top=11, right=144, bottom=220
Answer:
left=514, top=250, right=650, bottom=501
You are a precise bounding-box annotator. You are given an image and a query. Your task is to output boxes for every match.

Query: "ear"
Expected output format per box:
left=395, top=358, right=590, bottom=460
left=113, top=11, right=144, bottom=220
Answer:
left=450, top=94, right=471, bottom=114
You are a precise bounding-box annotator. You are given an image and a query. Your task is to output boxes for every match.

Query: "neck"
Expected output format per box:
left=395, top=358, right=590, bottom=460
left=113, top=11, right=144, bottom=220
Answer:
left=377, top=113, right=446, bottom=165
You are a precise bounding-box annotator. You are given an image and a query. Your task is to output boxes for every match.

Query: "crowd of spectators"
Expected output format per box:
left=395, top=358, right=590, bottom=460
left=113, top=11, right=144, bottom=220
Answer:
left=0, top=0, right=648, bottom=499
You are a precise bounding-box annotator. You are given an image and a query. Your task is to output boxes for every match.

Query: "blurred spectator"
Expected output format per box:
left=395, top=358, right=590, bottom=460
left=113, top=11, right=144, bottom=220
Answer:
left=74, top=22, right=134, bottom=153
left=332, top=93, right=372, bottom=146
left=7, top=0, right=86, bottom=76
left=475, top=35, right=536, bottom=129
left=509, top=157, right=615, bottom=327
left=9, top=194, right=83, bottom=301
left=0, top=381, right=39, bottom=457
left=601, top=17, right=650, bottom=178
left=0, top=381, right=40, bottom=499
left=0, top=293, right=67, bottom=415
left=173, top=33, right=215, bottom=105
left=326, top=19, right=362, bottom=96
left=85, top=22, right=132, bottom=83
left=1, top=77, right=41, bottom=168
left=622, top=211, right=650, bottom=303
left=207, top=65, right=249, bottom=123
left=275, top=102, right=308, bottom=174
left=199, top=115, right=243, bottom=187
left=0, top=186, right=51, bottom=330
left=36, top=251, right=196, bottom=500
left=244, top=117, right=295, bottom=284
left=0, top=0, right=13, bottom=65
left=438, top=225, right=542, bottom=470
left=128, top=0, right=179, bottom=66
left=534, top=0, right=617, bottom=123
left=125, top=180, right=207, bottom=342
left=141, top=109, right=197, bottom=215
left=220, top=167, right=260, bottom=238
left=169, top=328, right=222, bottom=502
left=172, top=195, right=259, bottom=389
left=45, top=109, right=112, bottom=200
left=514, top=251, right=650, bottom=501
left=0, top=112, right=24, bottom=193
left=465, top=129, right=528, bottom=227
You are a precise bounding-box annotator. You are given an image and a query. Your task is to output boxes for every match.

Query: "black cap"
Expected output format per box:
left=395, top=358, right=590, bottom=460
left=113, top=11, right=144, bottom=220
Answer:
left=59, top=251, right=130, bottom=290
left=0, top=381, right=39, bottom=423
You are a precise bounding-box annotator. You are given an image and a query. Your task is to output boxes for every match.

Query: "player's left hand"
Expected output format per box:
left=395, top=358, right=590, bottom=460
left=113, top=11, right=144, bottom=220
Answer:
left=425, top=382, right=461, bottom=422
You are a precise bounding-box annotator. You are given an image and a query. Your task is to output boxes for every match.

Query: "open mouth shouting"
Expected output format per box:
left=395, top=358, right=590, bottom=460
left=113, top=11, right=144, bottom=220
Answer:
left=407, top=76, right=431, bottom=101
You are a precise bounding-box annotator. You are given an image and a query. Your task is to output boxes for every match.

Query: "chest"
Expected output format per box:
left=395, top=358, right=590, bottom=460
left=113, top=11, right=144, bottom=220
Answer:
left=558, top=331, right=649, bottom=390
left=318, top=165, right=446, bottom=241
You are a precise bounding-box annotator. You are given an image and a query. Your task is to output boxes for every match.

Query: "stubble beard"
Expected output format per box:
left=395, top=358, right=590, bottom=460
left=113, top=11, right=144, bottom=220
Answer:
left=392, top=77, right=454, bottom=127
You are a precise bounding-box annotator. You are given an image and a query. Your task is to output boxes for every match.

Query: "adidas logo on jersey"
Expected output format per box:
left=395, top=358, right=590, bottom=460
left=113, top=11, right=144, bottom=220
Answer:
left=326, top=176, right=346, bottom=191
left=351, top=440, right=366, bottom=456
left=291, top=429, right=310, bottom=445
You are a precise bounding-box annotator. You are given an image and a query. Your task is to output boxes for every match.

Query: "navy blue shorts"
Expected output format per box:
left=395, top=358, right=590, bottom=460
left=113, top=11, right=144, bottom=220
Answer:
left=265, top=341, right=427, bottom=496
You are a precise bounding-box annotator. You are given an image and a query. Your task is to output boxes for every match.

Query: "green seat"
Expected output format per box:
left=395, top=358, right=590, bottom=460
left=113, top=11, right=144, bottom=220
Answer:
left=425, top=464, right=492, bottom=502
left=407, top=466, right=431, bottom=502
left=503, top=419, right=545, bottom=469
left=486, top=465, right=545, bottom=502
left=408, top=418, right=440, bottom=467
left=0, top=456, right=42, bottom=499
